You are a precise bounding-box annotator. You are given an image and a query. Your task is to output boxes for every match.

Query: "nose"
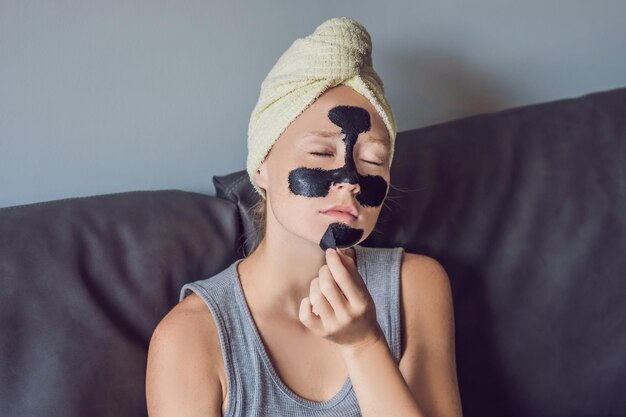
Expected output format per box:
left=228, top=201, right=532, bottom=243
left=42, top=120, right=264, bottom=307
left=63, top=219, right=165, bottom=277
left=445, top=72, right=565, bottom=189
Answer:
left=332, top=180, right=361, bottom=195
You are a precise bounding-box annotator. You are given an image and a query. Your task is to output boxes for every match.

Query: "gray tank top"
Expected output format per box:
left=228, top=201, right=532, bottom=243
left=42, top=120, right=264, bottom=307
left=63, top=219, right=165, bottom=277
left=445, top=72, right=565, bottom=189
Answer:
left=179, top=244, right=405, bottom=417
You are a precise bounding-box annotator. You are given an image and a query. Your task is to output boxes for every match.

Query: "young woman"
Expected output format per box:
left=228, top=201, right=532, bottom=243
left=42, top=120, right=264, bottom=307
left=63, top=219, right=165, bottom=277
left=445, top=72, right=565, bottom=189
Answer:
left=146, top=17, right=462, bottom=417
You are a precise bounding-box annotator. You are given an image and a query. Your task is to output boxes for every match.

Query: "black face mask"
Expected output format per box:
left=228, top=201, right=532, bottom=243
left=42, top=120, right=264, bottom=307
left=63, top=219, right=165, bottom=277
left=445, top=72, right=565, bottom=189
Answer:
left=286, top=105, right=388, bottom=251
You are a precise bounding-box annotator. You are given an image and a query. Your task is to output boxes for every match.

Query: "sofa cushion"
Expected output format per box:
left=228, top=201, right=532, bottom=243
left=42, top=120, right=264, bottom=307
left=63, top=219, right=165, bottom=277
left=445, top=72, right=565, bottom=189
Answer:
left=214, top=171, right=261, bottom=256
left=214, top=87, right=626, bottom=417
left=0, top=190, right=242, bottom=417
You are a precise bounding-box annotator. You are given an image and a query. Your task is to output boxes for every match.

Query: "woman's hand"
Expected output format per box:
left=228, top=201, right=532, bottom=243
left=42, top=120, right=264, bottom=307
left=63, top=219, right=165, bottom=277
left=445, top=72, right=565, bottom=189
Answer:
left=299, top=247, right=384, bottom=352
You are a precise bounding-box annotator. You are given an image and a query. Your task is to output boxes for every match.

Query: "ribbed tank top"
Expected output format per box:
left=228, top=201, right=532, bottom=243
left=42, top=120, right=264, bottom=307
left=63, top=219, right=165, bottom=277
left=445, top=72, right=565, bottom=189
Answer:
left=179, top=244, right=405, bottom=417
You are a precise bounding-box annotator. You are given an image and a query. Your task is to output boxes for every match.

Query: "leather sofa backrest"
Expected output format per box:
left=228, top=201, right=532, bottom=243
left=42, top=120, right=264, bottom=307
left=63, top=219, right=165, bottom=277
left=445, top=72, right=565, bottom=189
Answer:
left=0, top=190, right=242, bottom=416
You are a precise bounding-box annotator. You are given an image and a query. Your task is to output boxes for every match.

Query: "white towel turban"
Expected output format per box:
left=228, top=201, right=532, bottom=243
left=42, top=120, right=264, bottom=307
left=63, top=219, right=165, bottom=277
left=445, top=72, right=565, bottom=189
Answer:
left=246, top=17, right=397, bottom=199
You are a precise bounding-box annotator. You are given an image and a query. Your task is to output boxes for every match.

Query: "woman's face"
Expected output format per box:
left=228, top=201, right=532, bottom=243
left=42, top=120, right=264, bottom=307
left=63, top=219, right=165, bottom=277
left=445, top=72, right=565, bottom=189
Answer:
left=255, top=85, right=392, bottom=249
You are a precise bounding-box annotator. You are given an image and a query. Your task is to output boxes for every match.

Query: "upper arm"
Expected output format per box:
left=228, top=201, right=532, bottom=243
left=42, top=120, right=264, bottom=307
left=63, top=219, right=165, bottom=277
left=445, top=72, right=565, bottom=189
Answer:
left=146, top=296, right=224, bottom=417
left=398, top=252, right=463, bottom=417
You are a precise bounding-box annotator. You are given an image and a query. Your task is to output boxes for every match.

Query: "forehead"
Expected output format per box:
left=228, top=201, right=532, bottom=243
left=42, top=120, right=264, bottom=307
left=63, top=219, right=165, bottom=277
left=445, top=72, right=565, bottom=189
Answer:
left=294, top=85, right=390, bottom=141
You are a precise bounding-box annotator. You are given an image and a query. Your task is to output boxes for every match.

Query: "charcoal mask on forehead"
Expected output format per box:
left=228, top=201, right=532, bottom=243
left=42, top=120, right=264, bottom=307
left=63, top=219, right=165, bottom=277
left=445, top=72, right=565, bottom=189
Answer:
left=287, top=105, right=389, bottom=251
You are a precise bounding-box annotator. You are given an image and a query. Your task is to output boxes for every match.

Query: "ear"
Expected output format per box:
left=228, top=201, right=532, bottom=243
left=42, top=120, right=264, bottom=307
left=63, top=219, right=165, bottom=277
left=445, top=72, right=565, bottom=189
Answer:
left=254, top=160, right=269, bottom=192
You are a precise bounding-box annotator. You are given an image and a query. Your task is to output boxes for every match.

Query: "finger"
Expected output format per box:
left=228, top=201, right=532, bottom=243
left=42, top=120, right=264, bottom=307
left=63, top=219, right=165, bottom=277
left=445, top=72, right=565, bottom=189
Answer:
left=309, top=277, right=335, bottom=322
left=336, top=248, right=358, bottom=276
left=318, top=264, right=350, bottom=319
left=299, top=297, right=322, bottom=329
left=325, top=248, right=365, bottom=304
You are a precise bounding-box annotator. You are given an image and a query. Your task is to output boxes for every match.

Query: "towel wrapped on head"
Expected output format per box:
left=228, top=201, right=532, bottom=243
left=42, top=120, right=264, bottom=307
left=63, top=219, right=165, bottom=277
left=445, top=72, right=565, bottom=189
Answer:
left=246, top=16, right=397, bottom=199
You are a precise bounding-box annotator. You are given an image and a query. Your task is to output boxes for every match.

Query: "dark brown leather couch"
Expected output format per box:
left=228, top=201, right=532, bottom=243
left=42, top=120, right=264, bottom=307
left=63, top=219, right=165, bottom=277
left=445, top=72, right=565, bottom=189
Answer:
left=2, top=87, right=625, bottom=417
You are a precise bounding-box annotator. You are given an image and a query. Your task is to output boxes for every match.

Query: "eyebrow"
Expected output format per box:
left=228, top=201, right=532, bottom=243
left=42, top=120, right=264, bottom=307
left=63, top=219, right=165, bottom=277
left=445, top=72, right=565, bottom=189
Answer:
left=304, top=130, right=390, bottom=149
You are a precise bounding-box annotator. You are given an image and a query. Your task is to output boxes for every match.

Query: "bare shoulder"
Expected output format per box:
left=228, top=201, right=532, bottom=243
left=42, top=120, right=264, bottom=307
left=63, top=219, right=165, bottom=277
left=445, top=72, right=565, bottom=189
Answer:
left=152, top=292, right=221, bottom=355
left=146, top=292, right=224, bottom=417
left=399, top=251, right=453, bottom=306
left=398, top=251, right=455, bottom=355
left=400, top=251, right=452, bottom=297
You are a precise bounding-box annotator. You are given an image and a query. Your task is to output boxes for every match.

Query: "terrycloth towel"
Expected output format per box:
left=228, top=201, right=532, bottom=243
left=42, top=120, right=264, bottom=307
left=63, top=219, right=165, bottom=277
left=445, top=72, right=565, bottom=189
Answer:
left=246, top=17, right=397, bottom=199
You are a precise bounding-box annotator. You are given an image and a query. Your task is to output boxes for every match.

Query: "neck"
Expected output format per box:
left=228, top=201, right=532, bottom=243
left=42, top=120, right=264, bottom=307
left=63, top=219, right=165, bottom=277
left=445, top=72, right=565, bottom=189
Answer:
left=237, top=230, right=356, bottom=323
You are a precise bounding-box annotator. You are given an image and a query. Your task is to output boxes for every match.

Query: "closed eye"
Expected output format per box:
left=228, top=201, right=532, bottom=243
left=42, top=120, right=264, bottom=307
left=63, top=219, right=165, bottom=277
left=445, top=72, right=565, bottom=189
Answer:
left=364, top=160, right=383, bottom=166
left=309, top=152, right=382, bottom=166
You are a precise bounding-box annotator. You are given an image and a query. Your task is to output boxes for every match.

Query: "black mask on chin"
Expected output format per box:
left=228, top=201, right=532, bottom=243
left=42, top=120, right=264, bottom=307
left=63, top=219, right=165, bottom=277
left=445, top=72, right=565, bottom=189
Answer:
left=286, top=105, right=388, bottom=251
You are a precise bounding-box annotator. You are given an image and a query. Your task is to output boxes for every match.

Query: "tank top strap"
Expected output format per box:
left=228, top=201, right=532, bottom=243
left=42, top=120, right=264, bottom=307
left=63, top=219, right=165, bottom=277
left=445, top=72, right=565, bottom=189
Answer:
left=353, top=244, right=405, bottom=364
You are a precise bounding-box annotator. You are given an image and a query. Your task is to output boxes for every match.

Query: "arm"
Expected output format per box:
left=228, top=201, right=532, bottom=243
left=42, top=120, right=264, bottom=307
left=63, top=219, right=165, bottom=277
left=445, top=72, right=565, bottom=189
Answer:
left=339, top=253, right=463, bottom=417
left=398, top=254, right=463, bottom=417
left=339, top=327, right=426, bottom=417
left=145, top=298, right=224, bottom=417
left=300, top=249, right=462, bottom=417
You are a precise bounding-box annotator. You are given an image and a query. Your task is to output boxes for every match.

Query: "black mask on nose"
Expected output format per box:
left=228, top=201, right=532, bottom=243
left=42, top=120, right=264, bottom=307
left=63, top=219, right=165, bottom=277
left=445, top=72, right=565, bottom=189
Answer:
left=286, top=105, right=388, bottom=251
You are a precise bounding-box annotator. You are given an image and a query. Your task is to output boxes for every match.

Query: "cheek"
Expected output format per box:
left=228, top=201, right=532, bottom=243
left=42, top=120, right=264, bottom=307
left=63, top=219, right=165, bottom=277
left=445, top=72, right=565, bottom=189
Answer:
left=271, top=169, right=318, bottom=211
left=363, top=204, right=383, bottom=225
left=287, top=167, right=331, bottom=197
left=355, top=174, right=388, bottom=207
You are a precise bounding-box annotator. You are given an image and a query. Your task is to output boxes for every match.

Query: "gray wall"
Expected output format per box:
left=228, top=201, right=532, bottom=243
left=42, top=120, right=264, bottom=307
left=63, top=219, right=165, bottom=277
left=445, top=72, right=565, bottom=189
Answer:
left=2, top=0, right=625, bottom=208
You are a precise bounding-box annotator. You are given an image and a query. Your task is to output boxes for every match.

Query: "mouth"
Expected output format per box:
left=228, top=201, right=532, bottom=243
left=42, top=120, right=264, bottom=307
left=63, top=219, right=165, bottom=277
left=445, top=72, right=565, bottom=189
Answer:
left=321, top=209, right=358, bottom=223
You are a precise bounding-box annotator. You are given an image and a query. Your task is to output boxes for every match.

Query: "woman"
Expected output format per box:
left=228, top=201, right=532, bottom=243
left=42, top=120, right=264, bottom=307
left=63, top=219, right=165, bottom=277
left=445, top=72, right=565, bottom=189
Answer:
left=146, top=17, right=463, bottom=417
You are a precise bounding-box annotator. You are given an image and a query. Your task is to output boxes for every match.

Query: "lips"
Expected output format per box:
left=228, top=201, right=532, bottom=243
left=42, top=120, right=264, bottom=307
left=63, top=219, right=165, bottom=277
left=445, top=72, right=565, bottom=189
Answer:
left=321, top=204, right=358, bottom=222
